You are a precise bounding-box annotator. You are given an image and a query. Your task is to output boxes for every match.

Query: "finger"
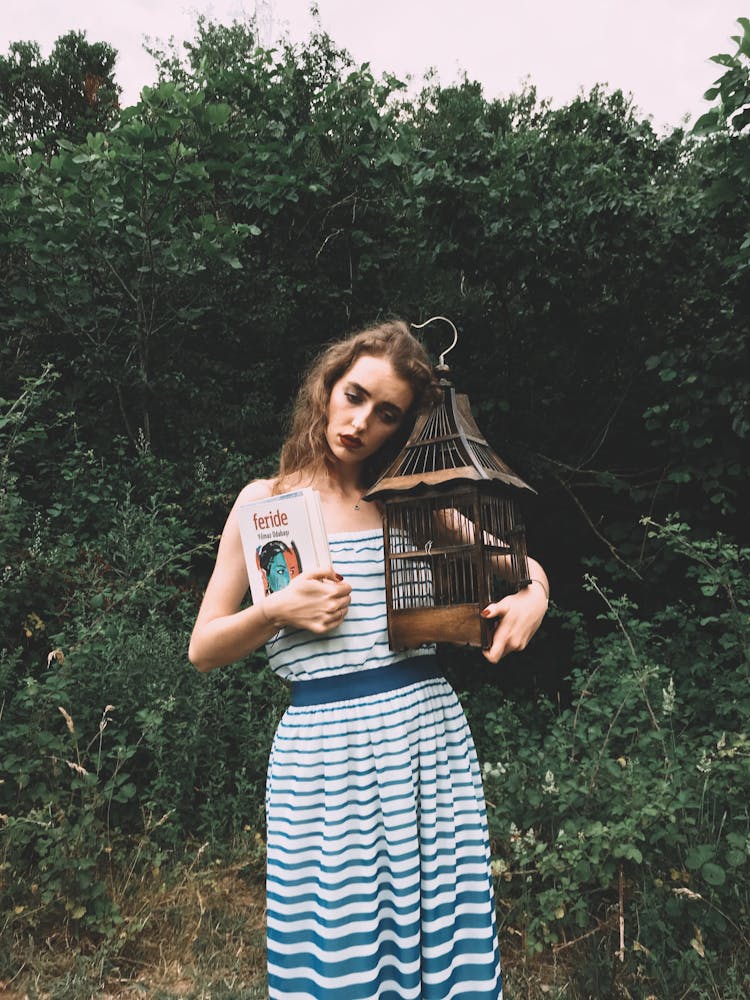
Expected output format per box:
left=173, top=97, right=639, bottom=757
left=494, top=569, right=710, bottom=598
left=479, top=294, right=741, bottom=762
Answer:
left=307, top=568, right=346, bottom=583
left=482, top=615, right=513, bottom=663
left=484, top=642, right=511, bottom=664
left=483, top=633, right=508, bottom=664
left=325, top=606, right=347, bottom=626
left=481, top=596, right=512, bottom=621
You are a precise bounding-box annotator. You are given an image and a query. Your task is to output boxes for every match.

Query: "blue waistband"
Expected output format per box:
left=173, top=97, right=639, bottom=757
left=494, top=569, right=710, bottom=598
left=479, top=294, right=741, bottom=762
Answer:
left=289, top=655, right=442, bottom=707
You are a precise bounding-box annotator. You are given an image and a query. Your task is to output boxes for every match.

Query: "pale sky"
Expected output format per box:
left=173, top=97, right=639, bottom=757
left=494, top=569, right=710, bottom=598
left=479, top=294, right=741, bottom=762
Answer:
left=1, top=0, right=744, bottom=131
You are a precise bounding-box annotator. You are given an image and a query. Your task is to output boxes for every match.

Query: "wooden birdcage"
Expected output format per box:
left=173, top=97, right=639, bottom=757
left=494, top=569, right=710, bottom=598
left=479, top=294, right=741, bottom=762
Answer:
left=364, top=318, right=535, bottom=650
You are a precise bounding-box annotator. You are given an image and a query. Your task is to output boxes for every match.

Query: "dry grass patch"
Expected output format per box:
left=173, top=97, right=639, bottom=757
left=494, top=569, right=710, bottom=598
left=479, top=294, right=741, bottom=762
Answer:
left=3, top=851, right=268, bottom=999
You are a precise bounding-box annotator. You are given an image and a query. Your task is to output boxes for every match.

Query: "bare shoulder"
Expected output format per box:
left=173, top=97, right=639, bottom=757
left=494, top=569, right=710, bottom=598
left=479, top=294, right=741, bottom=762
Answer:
left=232, top=478, right=276, bottom=510
left=198, top=478, right=277, bottom=614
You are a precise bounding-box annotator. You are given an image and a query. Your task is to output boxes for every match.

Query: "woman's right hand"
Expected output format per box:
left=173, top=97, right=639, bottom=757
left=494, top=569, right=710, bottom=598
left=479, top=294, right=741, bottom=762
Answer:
left=264, top=569, right=352, bottom=634
left=189, top=480, right=355, bottom=672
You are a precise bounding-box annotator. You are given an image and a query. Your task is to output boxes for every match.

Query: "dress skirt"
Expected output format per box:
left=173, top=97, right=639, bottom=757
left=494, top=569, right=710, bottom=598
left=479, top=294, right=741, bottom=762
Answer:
left=265, top=673, right=503, bottom=1000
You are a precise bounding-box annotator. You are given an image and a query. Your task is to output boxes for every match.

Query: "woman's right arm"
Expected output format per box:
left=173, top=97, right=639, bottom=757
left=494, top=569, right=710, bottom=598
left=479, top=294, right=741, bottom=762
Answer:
left=188, top=480, right=351, bottom=672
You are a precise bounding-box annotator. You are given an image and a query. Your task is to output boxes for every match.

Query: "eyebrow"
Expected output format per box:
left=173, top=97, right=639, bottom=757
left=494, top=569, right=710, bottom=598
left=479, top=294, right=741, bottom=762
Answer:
left=346, top=380, right=405, bottom=416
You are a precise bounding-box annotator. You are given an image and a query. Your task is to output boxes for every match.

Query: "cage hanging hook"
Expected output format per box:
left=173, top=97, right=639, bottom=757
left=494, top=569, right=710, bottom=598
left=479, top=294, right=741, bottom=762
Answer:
left=411, top=316, right=458, bottom=368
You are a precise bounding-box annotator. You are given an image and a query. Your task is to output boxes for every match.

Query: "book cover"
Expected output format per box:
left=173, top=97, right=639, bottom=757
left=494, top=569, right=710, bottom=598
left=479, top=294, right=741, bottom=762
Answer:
left=237, top=489, right=331, bottom=606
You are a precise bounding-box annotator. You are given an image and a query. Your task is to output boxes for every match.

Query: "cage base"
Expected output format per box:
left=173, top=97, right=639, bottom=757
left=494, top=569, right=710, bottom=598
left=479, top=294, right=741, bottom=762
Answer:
left=387, top=604, right=492, bottom=650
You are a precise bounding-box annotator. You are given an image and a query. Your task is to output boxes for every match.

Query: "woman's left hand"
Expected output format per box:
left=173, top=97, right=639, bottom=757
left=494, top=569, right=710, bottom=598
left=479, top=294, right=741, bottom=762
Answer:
left=480, top=583, right=548, bottom=664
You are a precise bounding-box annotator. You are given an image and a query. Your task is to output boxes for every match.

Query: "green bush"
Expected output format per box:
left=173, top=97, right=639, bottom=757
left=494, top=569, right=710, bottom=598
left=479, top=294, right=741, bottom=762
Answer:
left=0, top=377, right=285, bottom=940
left=467, top=520, right=750, bottom=995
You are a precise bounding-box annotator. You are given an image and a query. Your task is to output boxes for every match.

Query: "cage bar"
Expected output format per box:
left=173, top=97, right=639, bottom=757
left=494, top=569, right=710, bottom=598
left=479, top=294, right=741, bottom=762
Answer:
left=365, top=374, right=535, bottom=649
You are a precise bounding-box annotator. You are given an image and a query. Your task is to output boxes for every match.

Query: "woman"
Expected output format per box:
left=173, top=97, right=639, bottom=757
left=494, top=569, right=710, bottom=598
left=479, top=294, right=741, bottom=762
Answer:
left=189, top=320, right=549, bottom=999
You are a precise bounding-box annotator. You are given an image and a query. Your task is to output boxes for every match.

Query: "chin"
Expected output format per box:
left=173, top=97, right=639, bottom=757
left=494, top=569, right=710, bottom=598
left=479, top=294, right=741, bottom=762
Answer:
left=328, top=436, right=365, bottom=463
left=336, top=449, right=366, bottom=465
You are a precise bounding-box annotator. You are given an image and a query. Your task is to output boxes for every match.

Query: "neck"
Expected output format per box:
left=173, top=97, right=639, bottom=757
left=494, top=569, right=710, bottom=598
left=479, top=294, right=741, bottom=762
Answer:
left=287, top=460, right=364, bottom=501
left=319, top=462, right=364, bottom=502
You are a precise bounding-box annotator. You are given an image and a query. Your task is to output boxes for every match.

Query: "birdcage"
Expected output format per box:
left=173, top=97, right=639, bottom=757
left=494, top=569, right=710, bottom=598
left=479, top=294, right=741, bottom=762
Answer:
left=364, top=318, right=535, bottom=650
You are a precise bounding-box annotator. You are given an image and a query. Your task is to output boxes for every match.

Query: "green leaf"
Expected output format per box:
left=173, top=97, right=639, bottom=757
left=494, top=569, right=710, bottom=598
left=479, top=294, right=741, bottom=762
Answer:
left=572, top=860, right=591, bottom=880
left=205, top=103, right=231, bottom=125
left=692, top=110, right=720, bottom=135
left=115, top=782, right=137, bottom=801
left=738, top=18, right=750, bottom=57
left=613, top=844, right=643, bottom=864
left=710, top=53, right=738, bottom=69
left=686, top=844, right=715, bottom=870
left=726, top=848, right=746, bottom=868
left=730, top=107, right=750, bottom=132
left=701, top=861, right=726, bottom=886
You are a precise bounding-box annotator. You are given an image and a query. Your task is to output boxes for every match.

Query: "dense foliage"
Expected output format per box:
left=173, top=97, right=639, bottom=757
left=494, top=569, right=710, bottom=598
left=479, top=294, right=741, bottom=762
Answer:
left=0, top=30, right=120, bottom=154
left=1, top=16, right=748, bottom=998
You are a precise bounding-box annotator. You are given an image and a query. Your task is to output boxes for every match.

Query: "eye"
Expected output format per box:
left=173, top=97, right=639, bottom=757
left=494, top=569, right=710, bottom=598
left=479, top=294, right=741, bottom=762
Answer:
left=379, top=409, right=399, bottom=425
left=345, top=391, right=361, bottom=404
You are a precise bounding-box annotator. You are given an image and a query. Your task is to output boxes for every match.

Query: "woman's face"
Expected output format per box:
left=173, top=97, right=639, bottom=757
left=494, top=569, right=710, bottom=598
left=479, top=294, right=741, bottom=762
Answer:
left=326, top=354, right=414, bottom=466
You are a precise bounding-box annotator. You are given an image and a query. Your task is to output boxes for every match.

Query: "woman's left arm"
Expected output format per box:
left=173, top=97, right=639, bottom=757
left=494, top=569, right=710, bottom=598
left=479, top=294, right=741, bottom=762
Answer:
left=480, top=556, right=549, bottom=664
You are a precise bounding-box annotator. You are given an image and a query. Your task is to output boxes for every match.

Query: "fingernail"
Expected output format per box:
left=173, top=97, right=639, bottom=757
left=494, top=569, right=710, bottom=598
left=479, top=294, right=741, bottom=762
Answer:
left=336, top=574, right=344, bottom=581
left=480, top=608, right=491, bottom=617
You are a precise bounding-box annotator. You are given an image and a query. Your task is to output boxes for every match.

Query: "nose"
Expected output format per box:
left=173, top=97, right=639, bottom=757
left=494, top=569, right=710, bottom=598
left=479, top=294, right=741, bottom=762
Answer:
left=351, top=407, right=370, bottom=433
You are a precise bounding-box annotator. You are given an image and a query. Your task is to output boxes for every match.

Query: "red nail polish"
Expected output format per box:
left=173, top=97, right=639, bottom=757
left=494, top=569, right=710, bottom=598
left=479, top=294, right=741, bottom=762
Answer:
left=336, top=574, right=344, bottom=581
left=480, top=608, right=491, bottom=617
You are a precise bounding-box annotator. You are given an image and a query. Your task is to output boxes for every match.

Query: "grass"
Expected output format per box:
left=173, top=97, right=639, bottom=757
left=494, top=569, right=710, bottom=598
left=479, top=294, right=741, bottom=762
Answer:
left=2, top=853, right=747, bottom=999
left=1, top=851, right=268, bottom=1000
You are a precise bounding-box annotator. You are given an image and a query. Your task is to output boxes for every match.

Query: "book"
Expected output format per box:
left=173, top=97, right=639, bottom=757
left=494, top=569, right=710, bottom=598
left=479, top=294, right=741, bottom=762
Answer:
left=237, top=488, right=332, bottom=606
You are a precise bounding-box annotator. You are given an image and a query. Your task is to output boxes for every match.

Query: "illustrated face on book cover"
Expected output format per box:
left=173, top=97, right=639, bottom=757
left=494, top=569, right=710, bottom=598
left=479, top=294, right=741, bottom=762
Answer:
left=257, top=540, right=302, bottom=595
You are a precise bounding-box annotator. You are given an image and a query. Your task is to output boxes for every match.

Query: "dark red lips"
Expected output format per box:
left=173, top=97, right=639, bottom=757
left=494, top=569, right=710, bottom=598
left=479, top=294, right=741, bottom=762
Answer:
left=339, top=434, right=364, bottom=450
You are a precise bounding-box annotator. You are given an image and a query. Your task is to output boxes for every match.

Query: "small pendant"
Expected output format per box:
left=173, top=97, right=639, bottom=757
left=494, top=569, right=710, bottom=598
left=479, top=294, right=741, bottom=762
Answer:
left=353, top=502, right=360, bottom=511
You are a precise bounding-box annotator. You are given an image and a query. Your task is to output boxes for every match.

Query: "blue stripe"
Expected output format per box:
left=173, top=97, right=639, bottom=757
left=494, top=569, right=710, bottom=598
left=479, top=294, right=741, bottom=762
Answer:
left=267, top=754, right=473, bottom=792
left=267, top=972, right=421, bottom=1000
left=267, top=939, right=500, bottom=993
left=270, top=640, right=393, bottom=672
left=269, top=617, right=389, bottom=654
left=267, top=895, right=419, bottom=925
left=269, top=621, right=389, bottom=658
left=275, top=692, right=466, bottom=741
left=291, top=655, right=441, bottom=706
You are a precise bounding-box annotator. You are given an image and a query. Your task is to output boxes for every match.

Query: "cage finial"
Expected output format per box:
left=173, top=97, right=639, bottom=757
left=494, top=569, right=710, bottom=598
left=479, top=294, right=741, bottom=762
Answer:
left=411, top=316, right=458, bottom=369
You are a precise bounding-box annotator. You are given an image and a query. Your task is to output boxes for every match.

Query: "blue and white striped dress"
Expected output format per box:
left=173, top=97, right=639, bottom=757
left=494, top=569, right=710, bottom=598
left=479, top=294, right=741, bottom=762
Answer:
left=265, top=529, right=503, bottom=999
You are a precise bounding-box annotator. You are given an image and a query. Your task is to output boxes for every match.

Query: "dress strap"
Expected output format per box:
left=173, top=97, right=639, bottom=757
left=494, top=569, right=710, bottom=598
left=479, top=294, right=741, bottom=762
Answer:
left=290, top=655, right=442, bottom=707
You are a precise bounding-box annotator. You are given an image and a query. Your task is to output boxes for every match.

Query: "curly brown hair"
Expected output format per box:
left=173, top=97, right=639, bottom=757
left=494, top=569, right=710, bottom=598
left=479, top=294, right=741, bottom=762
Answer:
left=276, top=319, right=440, bottom=492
